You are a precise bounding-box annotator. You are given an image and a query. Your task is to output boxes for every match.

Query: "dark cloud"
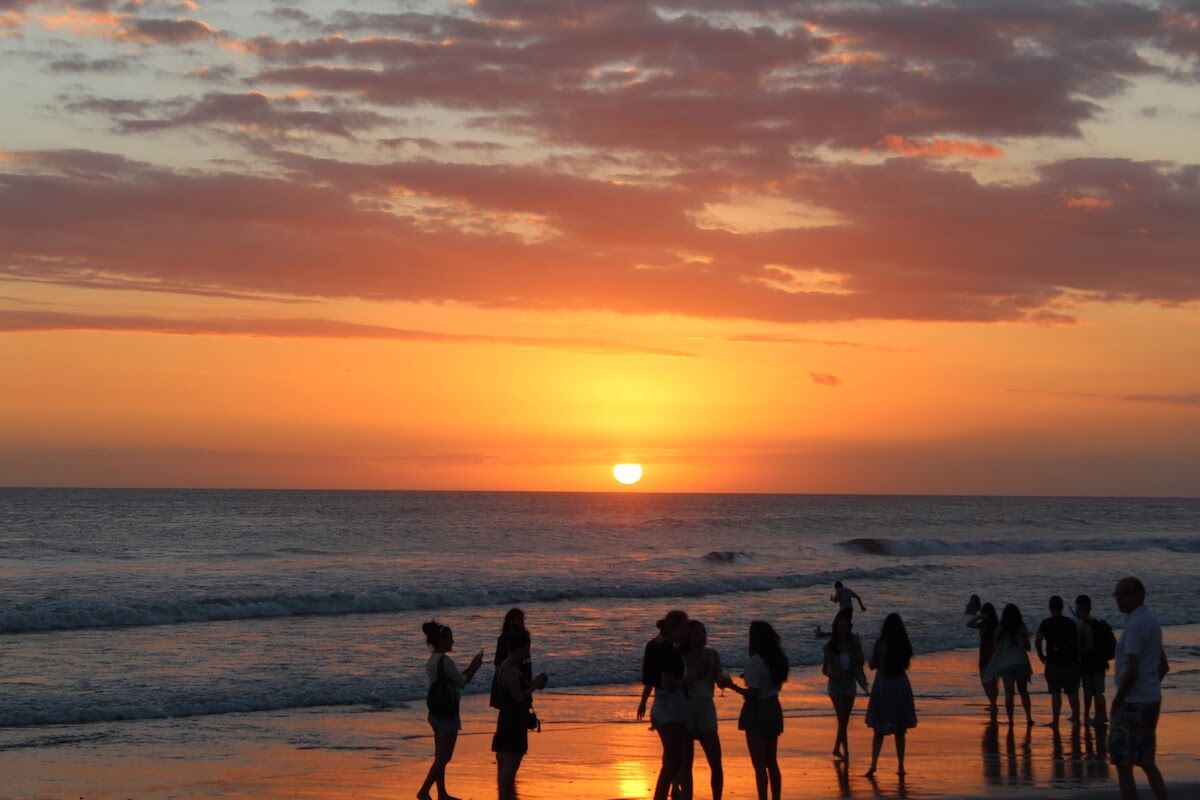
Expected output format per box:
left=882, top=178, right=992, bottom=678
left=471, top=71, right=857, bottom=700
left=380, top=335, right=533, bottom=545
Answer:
left=3, top=148, right=1196, bottom=323
left=65, top=92, right=391, bottom=140
left=0, top=309, right=696, bottom=357
left=46, top=55, right=136, bottom=73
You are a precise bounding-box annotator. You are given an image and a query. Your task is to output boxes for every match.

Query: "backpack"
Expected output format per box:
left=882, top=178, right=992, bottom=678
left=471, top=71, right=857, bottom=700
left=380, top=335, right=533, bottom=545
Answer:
left=1091, top=619, right=1117, bottom=662
left=427, top=654, right=460, bottom=718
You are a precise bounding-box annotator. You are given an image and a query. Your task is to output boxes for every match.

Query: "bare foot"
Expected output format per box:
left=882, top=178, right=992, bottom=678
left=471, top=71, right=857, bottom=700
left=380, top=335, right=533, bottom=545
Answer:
left=864, top=768, right=876, bottom=778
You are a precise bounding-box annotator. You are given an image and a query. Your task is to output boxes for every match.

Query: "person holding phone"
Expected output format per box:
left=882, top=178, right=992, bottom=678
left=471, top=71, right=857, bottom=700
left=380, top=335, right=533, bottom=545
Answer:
left=494, top=627, right=548, bottom=799
left=418, top=620, right=484, bottom=800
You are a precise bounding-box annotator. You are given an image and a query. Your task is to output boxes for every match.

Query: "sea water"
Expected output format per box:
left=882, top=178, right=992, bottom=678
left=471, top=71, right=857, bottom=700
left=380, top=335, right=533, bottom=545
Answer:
left=1, top=490, right=1198, bottom=733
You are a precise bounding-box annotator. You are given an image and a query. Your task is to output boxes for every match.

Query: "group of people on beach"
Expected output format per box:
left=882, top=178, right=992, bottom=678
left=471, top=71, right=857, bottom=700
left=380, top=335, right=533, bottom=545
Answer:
left=418, top=576, right=1170, bottom=800
left=966, top=577, right=1170, bottom=800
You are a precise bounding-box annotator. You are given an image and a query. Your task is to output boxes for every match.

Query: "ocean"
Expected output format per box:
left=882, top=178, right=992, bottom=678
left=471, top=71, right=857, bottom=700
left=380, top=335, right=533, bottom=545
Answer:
left=2, top=489, right=1199, bottom=737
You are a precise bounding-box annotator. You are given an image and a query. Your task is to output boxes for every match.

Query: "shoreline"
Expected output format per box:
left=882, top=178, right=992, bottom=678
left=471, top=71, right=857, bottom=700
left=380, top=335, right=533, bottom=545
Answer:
left=5, top=643, right=1199, bottom=799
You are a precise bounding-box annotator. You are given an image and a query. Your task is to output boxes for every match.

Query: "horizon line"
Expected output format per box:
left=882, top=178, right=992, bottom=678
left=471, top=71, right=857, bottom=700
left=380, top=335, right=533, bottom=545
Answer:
left=2, top=485, right=1198, bottom=501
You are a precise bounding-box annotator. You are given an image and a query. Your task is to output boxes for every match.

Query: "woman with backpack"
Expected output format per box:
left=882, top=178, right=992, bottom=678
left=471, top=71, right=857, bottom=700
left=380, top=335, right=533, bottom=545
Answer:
left=419, top=620, right=484, bottom=800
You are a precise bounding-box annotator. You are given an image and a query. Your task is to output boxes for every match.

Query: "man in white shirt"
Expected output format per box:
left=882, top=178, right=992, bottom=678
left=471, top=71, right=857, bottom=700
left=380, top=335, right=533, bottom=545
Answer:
left=1109, top=576, right=1170, bottom=800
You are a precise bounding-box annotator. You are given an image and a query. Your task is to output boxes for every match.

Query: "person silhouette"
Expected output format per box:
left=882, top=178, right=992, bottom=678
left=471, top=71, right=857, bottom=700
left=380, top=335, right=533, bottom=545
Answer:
left=727, top=621, right=788, bottom=800
left=417, top=621, right=483, bottom=800
left=823, top=609, right=869, bottom=763
left=864, top=613, right=917, bottom=777
left=984, top=604, right=1035, bottom=727
left=831, top=581, right=867, bottom=620
left=1035, top=595, right=1082, bottom=727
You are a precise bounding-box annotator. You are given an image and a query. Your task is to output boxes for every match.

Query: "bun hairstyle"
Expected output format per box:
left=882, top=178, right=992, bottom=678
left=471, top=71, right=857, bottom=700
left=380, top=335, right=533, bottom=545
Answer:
left=422, top=620, right=449, bottom=647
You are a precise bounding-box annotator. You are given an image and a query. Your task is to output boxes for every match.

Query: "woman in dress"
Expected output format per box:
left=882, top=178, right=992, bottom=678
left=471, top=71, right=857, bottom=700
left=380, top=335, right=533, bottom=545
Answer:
left=638, top=610, right=695, bottom=800
left=728, top=621, right=788, bottom=800
left=968, top=602, right=1000, bottom=713
left=418, top=620, right=484, bottom=800
left=983, top=603, right=1034, bottom=727
left=680, top=620, right=730, bottom=800
left=493, top=627, right=548, bottom=800
left=864, top=613, right=917, bottom=778
left=823, top=609, right=869, bottom=763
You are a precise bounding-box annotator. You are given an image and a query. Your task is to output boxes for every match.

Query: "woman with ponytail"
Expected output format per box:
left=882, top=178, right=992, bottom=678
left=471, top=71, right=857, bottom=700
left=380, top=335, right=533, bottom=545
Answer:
left=418, top=620, right=484, bottom=800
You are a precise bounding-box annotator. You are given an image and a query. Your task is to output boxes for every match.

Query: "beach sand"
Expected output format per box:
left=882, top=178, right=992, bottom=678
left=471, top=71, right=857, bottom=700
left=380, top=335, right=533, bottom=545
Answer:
left=5, top=635, right=1199, bottom=800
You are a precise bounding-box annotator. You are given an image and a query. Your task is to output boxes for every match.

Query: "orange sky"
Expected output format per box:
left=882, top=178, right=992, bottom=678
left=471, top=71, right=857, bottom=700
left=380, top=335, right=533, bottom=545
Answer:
left=2, top=0, right=1199, bottom=494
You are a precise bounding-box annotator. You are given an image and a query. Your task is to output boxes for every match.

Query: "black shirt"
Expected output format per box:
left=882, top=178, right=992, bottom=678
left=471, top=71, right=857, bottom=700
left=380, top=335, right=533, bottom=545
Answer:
left=641, top=638, right=684, bottom=688
left=1038, top=615, right=1080, bottom=665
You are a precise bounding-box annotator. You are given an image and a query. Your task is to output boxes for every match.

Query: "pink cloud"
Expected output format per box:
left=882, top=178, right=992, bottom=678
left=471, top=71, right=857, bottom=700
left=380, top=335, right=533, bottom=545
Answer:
left=877, top=134, right=1003, bottom=160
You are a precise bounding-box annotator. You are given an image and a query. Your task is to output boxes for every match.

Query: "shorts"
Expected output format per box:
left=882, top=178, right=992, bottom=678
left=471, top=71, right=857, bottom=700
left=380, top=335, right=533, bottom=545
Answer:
left=1045, top=662, right=1081, bottom=693
left=650, top=689, right=688, bottom=729
left=1109, top=702, right=1160, bottom=768
left=428, top=713, right=462, bottom=735
left=686, top=698, right=718, bottom=735
left=1081, top=670, right=1106, bottom=696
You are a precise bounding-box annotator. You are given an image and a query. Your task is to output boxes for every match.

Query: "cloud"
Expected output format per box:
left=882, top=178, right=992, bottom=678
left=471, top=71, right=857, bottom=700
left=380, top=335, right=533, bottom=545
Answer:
left=809, top=372, right=841, bottom=386
left=46, top=54, right=137, bottom=73
left=0, top=309, right=697, bottom=357
left=727, top=334, right=890, bottom=350
left=2, top=149, right=1199, bottom=324
left=1013, top=388, right=1200, bottom=409
left=74, top=92, right=392, bottom=140
left=876, top=134, right=1004, bottom=160
left=239, top=0, right=1199, bottom=165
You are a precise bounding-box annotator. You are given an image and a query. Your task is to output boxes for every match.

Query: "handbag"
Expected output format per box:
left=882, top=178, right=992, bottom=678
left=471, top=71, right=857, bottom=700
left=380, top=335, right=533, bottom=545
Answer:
left=426, top=654, right=460, bottom=718
left=526, top=705, right=541, bottom=732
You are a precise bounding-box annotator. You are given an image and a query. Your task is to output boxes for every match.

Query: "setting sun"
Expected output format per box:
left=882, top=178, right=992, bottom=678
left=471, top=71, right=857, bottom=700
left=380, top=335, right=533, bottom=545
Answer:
left=612, top=463, right=644, bottom=486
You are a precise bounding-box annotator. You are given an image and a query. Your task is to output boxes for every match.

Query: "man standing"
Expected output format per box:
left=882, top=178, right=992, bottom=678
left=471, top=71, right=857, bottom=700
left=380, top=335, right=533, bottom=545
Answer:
left=1110, top=576, right=1170, bottom=800
left=831, top=580, right=866, bottom=619
left=1075, top=594, right=1114, bottom=724
left=1036, top=595, right=1082, bottom=727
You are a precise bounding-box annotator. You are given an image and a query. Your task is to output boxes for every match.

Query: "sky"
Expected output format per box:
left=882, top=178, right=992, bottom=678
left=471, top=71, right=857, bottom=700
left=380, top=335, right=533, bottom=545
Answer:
left=1, top=0, right=1199, bottom=494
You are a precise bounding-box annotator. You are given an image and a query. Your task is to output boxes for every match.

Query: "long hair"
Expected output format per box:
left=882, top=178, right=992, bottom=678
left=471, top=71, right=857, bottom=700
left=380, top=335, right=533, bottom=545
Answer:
left=501, top=607, right=525, bottom=636
left=999, top=603, right=1025, bottom=644
left=748, top=620, right=789, bottom=685
left=979, top=602, right=998, bottom=628
left=878, top=613, right=913, bottom=674
left=829, top=608, right=854, bottom=653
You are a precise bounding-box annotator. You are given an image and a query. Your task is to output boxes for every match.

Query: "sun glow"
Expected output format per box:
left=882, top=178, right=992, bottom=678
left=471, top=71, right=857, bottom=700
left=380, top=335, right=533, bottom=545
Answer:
left=612, top=463, right=644, bottom=485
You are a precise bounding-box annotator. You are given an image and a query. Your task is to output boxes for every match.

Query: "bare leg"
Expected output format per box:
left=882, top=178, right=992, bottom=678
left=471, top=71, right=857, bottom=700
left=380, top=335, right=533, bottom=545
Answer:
left=1067, top=687, right=1081, bottom=722
left=674, top=736, right=695, bottom=800
left=746, top=733, right=768, bottom=800
left=1117, top=764, right=1139, bottom=800
left=984, top=677, right=999, bottom=711
left=764, top=735, right=781, bottom=800
left=697, top=731, right=724, bottom=800
left=895, top=729, right=907, bottom=775
left=1002, top=676, right=1016, bottom=726
left=1051, top=689, right=1063, bottom=727
left=418, top=729, right=458, bottom=800
left=655, top=724, right=689, bottom=800
left=865, top=732, right=883, bottom=777
left=1018, top=679, right=1034, bottom=725
left=497, top=752, right=523, bottom=800
left=1143, top=762, right=1169, bottom=800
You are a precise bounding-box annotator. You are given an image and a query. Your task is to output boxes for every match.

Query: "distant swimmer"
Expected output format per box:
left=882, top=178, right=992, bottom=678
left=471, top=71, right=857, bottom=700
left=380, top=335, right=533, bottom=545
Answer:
left=832, top=581, right=867, bottom=619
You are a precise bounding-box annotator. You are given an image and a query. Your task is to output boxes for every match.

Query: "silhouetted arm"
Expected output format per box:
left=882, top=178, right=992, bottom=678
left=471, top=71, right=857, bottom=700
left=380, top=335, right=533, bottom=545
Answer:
left=851, top=590, right=866, bottom=611
left=1034, top=624, right=1047, bottom=663
left=1159, top=650, right=1169, bottom=682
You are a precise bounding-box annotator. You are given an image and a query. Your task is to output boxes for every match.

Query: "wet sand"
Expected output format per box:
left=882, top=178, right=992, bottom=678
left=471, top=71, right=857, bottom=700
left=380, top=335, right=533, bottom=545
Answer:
left=5, top=639, right=1199, bottom=799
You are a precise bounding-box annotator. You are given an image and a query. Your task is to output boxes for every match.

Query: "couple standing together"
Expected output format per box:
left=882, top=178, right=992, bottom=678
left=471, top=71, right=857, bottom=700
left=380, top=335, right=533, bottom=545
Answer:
left=639, top=611, right=787, bottom=800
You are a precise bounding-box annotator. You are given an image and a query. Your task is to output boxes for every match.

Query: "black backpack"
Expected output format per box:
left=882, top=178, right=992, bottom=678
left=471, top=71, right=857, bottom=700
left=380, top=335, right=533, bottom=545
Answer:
left=427, top=654, right=460, bottom=718
left=1091, top=619, right=1117, bottom=662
